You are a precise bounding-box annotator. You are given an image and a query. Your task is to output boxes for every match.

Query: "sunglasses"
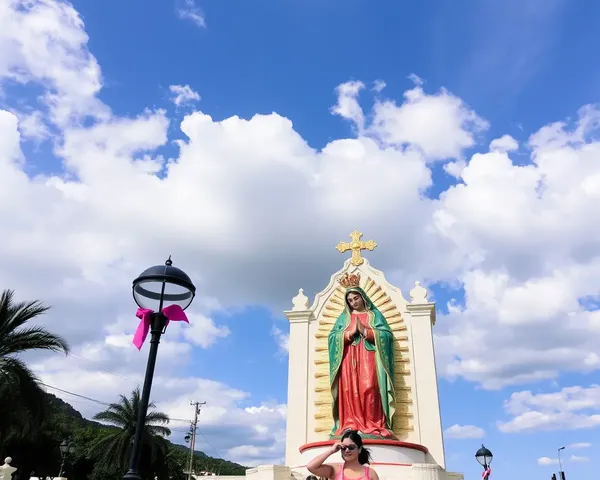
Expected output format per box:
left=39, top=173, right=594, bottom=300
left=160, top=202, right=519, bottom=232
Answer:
left=340, top=445, right=357, bottom=452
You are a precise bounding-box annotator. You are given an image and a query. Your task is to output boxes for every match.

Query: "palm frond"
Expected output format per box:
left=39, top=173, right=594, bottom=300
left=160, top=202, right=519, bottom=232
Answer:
left=0, top=327, right=70, bottom=356
left=0, top=290, right=51, bottom=334
left=147, top=425, right=171, bottom=437
left=93, top=410, right=129, bottom=428
left=145, top=411, right=170, bottom=425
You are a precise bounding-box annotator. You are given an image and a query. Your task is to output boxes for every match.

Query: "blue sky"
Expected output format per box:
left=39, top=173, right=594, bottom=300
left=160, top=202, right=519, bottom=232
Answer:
left=1, top=0, right=600, bottom=477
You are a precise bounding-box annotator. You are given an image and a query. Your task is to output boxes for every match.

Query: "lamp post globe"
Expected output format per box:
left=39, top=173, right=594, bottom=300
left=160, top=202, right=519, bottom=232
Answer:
left=59, top=440, right=71, bottom=455
left=58, top=440, right=72, bottom=477
left=124, top=257, right=195, bottom=480
left=475, top=445, right=493, bottom=469
left=132, top=256, right=196, bottom=312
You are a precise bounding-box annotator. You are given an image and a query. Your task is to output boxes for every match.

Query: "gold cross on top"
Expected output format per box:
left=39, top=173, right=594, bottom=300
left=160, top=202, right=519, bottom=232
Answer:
left=336, top=230, right=377, bottom=266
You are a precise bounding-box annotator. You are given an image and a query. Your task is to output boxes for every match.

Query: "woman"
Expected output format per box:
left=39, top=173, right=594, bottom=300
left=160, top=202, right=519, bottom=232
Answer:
left=328, top=274, right=395, bottom=438
left=307, top=430, right=380, bottom=480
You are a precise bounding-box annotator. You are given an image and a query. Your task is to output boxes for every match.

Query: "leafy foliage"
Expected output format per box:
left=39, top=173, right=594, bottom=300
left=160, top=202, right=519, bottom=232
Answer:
left=92, top=387, right=171, bottom=478
left=0, top=289, right=69, bottom=439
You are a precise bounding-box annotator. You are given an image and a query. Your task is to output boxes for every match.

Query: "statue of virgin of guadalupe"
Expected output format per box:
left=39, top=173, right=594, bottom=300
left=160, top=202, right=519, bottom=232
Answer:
left=327, top=273, right=396, bottom=439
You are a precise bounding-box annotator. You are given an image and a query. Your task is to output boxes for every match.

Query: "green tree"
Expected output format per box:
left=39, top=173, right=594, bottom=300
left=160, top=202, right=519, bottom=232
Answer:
left=93, top=387, right=171, bottom=479
left=0, top=289, right=70, bottom=439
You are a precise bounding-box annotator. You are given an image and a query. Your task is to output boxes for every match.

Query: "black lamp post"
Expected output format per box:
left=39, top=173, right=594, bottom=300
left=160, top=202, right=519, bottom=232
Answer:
left=123, top=257, right=196, bottom=480
left=475, top=444, right=493, bottom=476
left=558, top=446, right=566, bottom=480
left=58, top=440, right=73, bottom=477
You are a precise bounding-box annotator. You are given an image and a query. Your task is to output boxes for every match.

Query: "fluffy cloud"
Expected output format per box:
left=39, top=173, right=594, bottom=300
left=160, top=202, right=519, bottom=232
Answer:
left=489, top=134, right=519, bottom=152
left=433, top=107, right=600, bottom=389
left=176, top=0, right=206, bottom=28
left=537, top=454, right=590, bottom=466
left=498, top=386, right=600, bottom=433
left=331, top=76, right=489, bottom=161
left=570, top=455, right=590, bottom=463
left=169, top=84, right=201, bottom=106
left=568, top=442, right=592, bottom=449
left=271, top=326, right=289, bottom=355
left=444, top=424, right=486, bottom=439
left=0, top=0, right=108, bottom=125
left=537, top=457, right=559, bottom=466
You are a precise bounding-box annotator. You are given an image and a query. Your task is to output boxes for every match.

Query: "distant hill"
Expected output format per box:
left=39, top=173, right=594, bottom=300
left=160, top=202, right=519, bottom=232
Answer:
left=44, top=392, right=247, bottom=475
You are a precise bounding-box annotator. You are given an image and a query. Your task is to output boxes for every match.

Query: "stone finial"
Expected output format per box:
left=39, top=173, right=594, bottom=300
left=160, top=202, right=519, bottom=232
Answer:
left=0, top=457, right=17, bottom=480
left=292, top=288, right=309, bottom=311
left=410, top=281, right=429, bottom=304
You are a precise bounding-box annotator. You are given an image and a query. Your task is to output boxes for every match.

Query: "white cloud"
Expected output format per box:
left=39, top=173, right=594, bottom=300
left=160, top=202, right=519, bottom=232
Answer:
left=373, top=80, right=386, bottom=93
left=331, top=80, right=366, bottom=133
left=570, top=455, right=590, bottom=463
left=16, top=110, right=51, bottom=142
left=537, top=457, right=559, bottom=466
left=489, top=134, right=519, bottom=152
left=537, top=452, right=590, bottom=466
left=433, top=105, right=600, bottom=389
left=176, top=0, right=206, bottom=28
left=498, top=385, right=600, bottom=433
left=182, top=311, right=230, bottom=348
left=0, top=0, right=108, bottom=126
left=444, top=424, right=485, bottom=439
left=331, top=79, right=488, bottom=161
left=169, top=84, right=201, bottom=106
left=568, top=442, right=592, bottom=449
left=271, top=326, right=289, bottom=355
left=370, top=84, right=488, bottom=160
left=407, top=73, right=424, bottom=86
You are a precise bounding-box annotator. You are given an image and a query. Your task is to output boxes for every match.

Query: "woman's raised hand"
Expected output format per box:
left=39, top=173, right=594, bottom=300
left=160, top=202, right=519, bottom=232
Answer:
left=329, top=441, right=344, bottom=454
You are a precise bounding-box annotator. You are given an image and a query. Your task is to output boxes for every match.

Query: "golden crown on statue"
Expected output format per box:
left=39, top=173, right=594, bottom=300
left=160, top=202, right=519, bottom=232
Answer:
left=338, top=273, right=361, bottom=289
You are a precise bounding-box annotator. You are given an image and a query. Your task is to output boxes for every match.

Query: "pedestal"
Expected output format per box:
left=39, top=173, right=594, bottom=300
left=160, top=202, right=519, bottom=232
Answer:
left=292, top=439, right=430, bottom=480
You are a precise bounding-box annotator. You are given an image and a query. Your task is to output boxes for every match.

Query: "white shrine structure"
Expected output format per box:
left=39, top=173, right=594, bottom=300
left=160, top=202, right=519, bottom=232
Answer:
left=196, top=232, right=463, bottom=480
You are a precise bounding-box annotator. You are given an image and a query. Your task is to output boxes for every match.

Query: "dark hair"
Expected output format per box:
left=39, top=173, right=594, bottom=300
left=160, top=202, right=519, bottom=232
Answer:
left=306, top=476, right=318, bottom=480
left=341, top=430, right=372, bottom=465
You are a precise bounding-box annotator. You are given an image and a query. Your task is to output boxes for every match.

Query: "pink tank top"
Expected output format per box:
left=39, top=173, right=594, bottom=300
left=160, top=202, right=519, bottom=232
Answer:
left=336, top=466, right=371, bottom=480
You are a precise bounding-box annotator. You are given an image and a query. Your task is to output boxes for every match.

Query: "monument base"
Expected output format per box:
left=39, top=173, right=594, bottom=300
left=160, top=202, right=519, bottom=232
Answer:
left=286, top=439, right=463, bottom=480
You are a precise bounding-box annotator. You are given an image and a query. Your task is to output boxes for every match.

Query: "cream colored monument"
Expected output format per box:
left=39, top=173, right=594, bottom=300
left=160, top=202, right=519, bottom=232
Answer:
left=283, top=231, right=462, bottom=480
left=204, top=232, right=462, bottom=480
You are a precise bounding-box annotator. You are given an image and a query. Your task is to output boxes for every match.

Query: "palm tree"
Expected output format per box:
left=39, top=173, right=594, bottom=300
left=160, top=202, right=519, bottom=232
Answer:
left=0, top=289, right=70, bottom=438
left=93, top=387, right=171, bottom=478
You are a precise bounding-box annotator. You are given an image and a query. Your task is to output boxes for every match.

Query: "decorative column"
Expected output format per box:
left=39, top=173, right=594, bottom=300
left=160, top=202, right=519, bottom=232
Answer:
left=284, top=289, right=314, bottom=467
left=406, top=282, right=446, bottom=468
left=412, top=463, right=442, bottom=480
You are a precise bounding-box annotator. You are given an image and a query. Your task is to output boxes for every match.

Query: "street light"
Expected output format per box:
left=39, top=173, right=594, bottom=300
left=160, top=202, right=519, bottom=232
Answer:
left=58, top=440, right=73, bottom=477
left=123, top=257, right=196, bottom=480
left=558, top=446, right=566, bottom=480
left=475, top=445, right=493, bottom=479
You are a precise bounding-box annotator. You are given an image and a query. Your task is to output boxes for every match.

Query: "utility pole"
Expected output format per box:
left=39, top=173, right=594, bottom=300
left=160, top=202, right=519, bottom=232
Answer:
left=187, top=401, right=205, bottom=480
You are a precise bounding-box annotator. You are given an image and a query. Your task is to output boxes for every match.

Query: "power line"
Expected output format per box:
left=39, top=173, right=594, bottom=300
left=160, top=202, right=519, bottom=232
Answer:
left=41, top=382, right=112, bottom=407
left=41, top=383, right=192, bottom=433
left=67, top=352, right=140, bottom=385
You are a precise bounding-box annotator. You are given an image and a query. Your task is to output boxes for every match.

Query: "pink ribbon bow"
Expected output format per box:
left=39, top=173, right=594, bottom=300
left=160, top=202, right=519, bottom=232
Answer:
left=133, top=305, right=189, bottom=350
left=482, top=467, right=491, bottom=479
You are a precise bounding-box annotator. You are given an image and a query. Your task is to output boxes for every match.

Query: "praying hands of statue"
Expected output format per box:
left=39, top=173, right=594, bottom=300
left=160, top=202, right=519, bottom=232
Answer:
left=345, top=322, right=358, bottom=342
left=357, top=320, right=367, bottom=337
